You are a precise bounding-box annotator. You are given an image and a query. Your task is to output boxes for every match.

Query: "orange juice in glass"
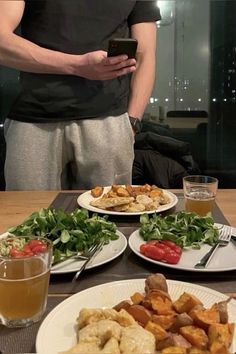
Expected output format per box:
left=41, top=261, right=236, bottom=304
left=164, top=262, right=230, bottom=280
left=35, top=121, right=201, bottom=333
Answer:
left=0, top=236, right=52, bottom=328
left=183, top=175, right=218, bottom=216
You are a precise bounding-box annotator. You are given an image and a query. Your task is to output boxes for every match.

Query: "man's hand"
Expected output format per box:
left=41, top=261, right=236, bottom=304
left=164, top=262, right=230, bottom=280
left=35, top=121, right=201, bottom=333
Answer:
left=71, top=50, right=136, bottom=80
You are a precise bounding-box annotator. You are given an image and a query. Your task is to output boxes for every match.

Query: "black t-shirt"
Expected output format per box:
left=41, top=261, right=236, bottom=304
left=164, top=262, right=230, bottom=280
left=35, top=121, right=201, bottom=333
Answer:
left=9, top=0, right=161, bottom=123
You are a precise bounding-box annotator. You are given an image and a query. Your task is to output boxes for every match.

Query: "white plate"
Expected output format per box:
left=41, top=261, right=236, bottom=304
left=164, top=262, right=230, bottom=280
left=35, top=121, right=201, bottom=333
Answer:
left=51, top=230, right=127, bottom=274
left=36, top=279, right=236, bottom=354
left=0, top=231, right=127, bottom=275
left=128, top=224, right=236, bottom=272
left=77, top=187, right=178, bottom=216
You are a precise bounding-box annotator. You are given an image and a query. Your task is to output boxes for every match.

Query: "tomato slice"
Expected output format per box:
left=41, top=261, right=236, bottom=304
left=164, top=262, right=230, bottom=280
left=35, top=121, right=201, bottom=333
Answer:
left=144, top=244, right=165, bottom=261
left=31, top=244, right=47, bottom=255
left=9, top=248, right=25, bottom=258
left=163, top=250, right=181, bottom=264
left=140, top=243, right=149, bottom=254
left=23, top=245, right=34, bottom=256
left=160, top=240, right=182, bottom=255
left=28, top=239, right=44, bottom=250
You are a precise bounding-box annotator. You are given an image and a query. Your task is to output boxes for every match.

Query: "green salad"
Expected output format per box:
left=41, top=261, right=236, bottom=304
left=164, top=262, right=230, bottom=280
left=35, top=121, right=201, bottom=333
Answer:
left=139, top=211, right=219, bottom=249
left=8, top=207, right=118, bottom=263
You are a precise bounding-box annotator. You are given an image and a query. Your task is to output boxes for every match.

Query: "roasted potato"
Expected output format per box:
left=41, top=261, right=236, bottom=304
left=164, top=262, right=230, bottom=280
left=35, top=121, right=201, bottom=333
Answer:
left=113, top=300, right=131, bottom=312
left=156, top=333, right=192, bottom=351
left=145, top=320, right=169, bottom=341
left=190, top=305, right=220, bottom=330
left=209, top=341, right=229, bottom=354
left=126, top=304, right=152, bottom=327
left=173, top=292, right=203, bottom=314
left=145, top=273, right=168, bottom=293
left=90, top=186, right=104, bottom=198
left=208, top=323, right=235, bottom=348
left=130, top=292, right=144, bottom=305
left=113, top=274, right=235, bottom=354
left=216, top=298, right=232, bottom=324
left=188, top=348, right=210, bottom=354
left=161, top=346, right=187, bottom=354
left=152, top=314, right=177, bottom=330
left=169, top=312, right=194, bottom=333
left=151, top=297, right=175, bottom=316
left=180, top=325, right=208, bottom=350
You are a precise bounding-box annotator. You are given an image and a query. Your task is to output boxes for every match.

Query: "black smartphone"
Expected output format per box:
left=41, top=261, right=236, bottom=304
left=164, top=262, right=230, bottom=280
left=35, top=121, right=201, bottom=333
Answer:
left=108, top=38, right=138, bottom=59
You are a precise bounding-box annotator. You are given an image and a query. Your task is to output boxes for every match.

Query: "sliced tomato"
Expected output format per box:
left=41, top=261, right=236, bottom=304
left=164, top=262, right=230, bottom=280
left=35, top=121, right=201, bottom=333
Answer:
left=144, top=244, right=165, bottom=261
left=140, top=239, right=182, bottom=265
left=23, top=245, right=34, bottom=256
left=155, top=243, right=171, bottom=253
left=163, top=250, right=181, bottom=264
left=28, top=239, right=44, bottom=250
left=160, top=240, right=182, bottom=255
left=31, top=244, right=47, bottom=255
left=9, top=248, right=25, bottom=258
left=140, top=243, right=149, bottom=254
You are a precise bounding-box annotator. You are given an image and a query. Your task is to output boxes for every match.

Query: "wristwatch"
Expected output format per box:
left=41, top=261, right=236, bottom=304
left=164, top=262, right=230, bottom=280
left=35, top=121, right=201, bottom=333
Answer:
left=129, top=116, right=142, bottom=134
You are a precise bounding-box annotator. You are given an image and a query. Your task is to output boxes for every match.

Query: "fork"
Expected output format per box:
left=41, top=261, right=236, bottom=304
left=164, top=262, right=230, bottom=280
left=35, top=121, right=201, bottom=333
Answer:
left=194, top=225, right=232, bottom=268
left=51, top=247, right=94, bottom=270
left=72, top=240, right=104, bottom=282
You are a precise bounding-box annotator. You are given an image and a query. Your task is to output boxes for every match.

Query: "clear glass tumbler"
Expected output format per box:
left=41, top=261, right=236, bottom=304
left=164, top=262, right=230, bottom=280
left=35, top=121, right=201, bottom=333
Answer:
left=183, top=175, right=218, bottom=216
left=0, top=235, right=52, bottom=328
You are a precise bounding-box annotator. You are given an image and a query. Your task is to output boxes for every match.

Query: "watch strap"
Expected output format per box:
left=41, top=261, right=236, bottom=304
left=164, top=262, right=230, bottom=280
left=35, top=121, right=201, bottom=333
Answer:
left=129, top=116, right=142, bottom=133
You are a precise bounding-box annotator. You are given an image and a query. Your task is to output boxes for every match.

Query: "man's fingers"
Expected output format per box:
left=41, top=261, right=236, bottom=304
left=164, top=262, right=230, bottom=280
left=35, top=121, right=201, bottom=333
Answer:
left=102, top=55, right=128, bottom=64
left=102, top=65, right=136, bottom=80
left=102, top=59, right=136, bottom=75
left=103, top=56, right=136, bottom=67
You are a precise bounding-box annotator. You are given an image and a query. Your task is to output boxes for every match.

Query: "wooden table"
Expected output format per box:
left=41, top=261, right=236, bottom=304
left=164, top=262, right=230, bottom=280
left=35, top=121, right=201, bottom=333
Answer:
left=0, top=189, right=236, bottom=353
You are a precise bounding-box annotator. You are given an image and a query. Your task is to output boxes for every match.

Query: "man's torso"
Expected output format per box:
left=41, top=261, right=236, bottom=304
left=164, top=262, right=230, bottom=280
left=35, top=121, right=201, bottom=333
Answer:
left=9, top=0, right=160, bottom=122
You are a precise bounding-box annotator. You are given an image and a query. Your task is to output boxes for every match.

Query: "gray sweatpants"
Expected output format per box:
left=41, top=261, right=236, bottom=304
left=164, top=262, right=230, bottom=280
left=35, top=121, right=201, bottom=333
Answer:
left=4, top=114, right=135, bottom=190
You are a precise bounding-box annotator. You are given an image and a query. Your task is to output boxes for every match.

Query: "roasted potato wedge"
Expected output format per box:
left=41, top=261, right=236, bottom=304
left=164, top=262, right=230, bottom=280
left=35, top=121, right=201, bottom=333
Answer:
left=173, top=292, right=203, bottom=314
left=90, top=186, right=104, bottom=198
left=126, top=304, right=152, bottom=327
left=180, top=325, right=208, bottom=350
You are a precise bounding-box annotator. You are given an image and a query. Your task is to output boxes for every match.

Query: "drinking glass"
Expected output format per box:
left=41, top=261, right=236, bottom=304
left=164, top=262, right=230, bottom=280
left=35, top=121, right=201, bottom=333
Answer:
left=183, top=175, right=218, bottom=216
left=0, top=236, right=52, bottom=328
left=113, top=171, right=132, bottom=185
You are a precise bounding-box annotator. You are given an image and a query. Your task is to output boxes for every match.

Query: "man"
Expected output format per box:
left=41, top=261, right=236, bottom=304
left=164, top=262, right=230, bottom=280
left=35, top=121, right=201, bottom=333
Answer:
left=0, top=0, right=160, bottom=190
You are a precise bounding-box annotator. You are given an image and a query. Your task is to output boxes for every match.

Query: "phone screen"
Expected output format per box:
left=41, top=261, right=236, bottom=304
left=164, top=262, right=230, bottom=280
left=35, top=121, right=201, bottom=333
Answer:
left=108, top=38, right=138, bottom=59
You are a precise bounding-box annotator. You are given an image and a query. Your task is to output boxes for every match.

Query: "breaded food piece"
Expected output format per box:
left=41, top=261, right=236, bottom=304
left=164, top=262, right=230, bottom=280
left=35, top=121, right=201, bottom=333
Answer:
left=149, top=188, right=162, bottom=199
left=90, top=196, right=134, bottom=209
left=77, top=308, right=136, bottom=330
left=91, top=186, right=104, bottom=198
left=136, top=194, right=153, bottom=205
left=126, top=202, right=146, bottom=212
left=116, top=187, right=130, bottom=197
left=111, top=204, right=130, bottom=212
left=120, top=324, right=156, bottom=354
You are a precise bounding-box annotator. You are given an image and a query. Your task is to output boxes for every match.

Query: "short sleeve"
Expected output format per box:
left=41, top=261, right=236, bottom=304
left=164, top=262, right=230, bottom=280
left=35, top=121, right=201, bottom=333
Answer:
left=128, top=1, right=161, bottom=26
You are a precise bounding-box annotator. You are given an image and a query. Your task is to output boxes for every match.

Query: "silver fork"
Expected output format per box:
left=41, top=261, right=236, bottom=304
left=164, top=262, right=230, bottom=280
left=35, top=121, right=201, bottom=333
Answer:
left=51, top=247, right=94, bottom=270
left=194, top=225, right=232, bottom=268
left=72, top=240, right=104, bottom=282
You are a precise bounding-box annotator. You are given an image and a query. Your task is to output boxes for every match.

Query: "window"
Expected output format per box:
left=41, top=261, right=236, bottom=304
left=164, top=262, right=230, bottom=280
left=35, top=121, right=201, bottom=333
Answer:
left=145, top=0, right=236, bottom=187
